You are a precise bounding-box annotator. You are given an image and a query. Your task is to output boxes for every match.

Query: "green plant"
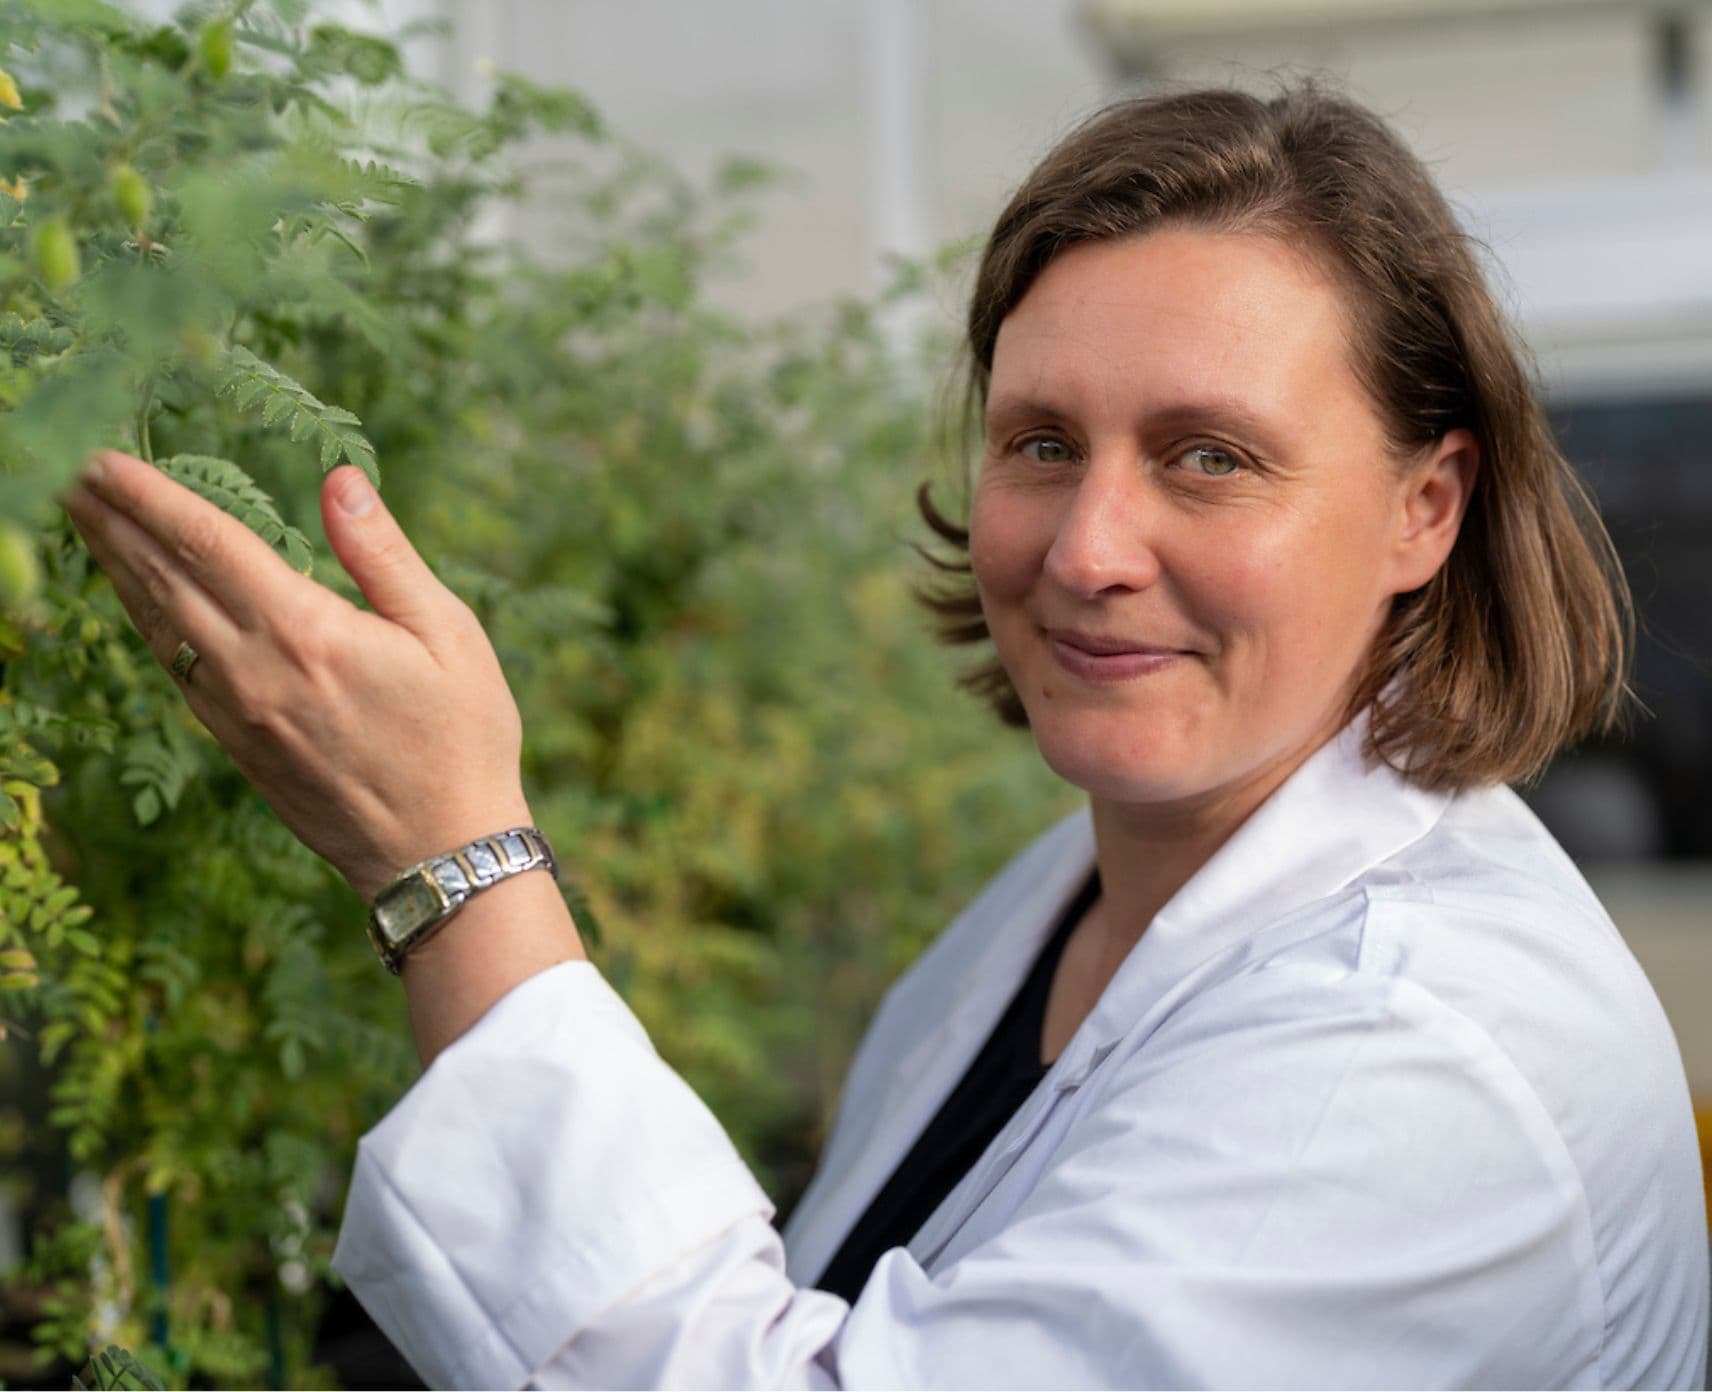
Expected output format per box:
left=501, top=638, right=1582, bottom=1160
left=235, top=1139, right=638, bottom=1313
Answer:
left=0, top=1, right=1074, bottom=1384
left=73, top=1343, right=165, bottom=1390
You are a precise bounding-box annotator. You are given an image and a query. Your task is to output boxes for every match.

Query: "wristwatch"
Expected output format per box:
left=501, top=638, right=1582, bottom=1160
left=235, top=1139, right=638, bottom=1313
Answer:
left=365, top=826, right=557, bottom=974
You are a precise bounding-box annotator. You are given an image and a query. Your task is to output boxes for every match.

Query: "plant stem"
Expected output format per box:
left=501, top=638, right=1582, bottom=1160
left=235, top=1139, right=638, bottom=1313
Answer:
left=137, top=382, right=155, bottom=463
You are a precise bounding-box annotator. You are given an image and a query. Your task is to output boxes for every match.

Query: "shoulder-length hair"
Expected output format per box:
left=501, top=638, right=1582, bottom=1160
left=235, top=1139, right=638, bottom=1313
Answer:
left=912, top=83, right=1633, bottom=791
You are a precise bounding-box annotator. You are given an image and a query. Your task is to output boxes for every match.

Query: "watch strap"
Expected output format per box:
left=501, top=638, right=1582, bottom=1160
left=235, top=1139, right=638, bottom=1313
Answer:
left=365, top=826, right=557, bottom=974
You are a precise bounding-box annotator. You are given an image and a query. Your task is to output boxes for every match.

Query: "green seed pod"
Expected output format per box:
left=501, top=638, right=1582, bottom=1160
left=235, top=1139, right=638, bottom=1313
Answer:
left=110, top=163, right=151, bottom=228
left=30, top=217, right=79, bottom=291
left=0, top=523, right=41, bottom=607
left=197, top=18, right=234, bottom=79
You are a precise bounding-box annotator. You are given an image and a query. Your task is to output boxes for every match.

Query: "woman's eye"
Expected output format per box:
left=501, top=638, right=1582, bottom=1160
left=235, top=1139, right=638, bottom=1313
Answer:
left=1019, top=436, right=1074, bottom=465
left=1177, top=445, right=1240, bottom=477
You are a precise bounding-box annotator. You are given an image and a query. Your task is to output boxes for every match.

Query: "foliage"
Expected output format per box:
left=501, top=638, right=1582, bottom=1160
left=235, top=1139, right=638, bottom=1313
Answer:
left=0, top=0, right=1073, bottom=1385
left=73, top=1343, right=165, bottom=1390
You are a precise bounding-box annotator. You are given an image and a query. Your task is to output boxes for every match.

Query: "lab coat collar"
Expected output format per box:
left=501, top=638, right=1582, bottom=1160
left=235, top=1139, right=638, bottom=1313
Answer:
left=904, top=715, right=1456, bottom=1276
left=1074, top=710, right=1454, bottom=1071
left=786, top=711, right=1454, bottom=1287
left=899, top=711, right=1455, bottom=1098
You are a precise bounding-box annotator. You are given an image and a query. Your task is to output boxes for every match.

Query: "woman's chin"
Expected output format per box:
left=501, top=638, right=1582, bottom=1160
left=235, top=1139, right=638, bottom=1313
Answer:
left=1030, top=726, right=1210, bottom=806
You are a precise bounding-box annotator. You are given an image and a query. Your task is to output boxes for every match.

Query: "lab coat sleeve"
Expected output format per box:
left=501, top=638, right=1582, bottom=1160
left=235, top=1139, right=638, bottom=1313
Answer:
left=332, top=956, right=1604, bottom=1390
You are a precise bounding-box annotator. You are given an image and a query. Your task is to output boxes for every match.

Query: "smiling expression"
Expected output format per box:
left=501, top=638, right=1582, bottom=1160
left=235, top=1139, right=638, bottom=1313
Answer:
left=969, top=226, right=1446, bottom=815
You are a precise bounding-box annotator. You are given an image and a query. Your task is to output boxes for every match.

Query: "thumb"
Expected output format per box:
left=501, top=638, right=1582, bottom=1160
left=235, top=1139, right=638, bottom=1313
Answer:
left=320, top=466, right=449, bottom=636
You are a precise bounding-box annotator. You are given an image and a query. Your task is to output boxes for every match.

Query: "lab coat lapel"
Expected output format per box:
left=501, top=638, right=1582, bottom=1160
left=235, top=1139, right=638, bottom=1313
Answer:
left=1077, top=714, right=1452, bottom=1059
left=904, top=719, right=1452, bottom=1274
left=782, top=805, right=1097, bottom=1288
left=787, top=717, right=1453, bottom=1290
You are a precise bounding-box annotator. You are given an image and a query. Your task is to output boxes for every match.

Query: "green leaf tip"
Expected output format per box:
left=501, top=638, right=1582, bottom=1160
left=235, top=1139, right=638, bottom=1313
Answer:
left=157, top=454, right=316, bottom=576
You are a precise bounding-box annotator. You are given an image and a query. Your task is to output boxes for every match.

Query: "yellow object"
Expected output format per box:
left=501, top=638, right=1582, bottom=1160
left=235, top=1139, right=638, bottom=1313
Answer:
left=109, top=163, right=150, bottom=228
left=0, top=523, right=40, bottom=607
left=30, top=217, right=79, bottom=290
left=196, top=18, right=234, bottom=79
left=1697, top=1104, right=1712, bottom=1227
left=0, top=69, right=21, bottom=112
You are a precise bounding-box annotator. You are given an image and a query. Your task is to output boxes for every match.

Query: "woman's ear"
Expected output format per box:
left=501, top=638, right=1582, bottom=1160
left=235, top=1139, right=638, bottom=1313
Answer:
left=1390, top=427, right=1479, bottom=594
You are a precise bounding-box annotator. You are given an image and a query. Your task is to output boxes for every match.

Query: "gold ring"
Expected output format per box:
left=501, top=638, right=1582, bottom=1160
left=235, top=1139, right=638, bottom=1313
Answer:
left=169, top=640, right=200, bottom=681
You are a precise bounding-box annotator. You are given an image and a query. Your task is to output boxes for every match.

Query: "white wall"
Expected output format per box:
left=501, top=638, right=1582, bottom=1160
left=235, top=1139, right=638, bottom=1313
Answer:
left=409, top=0, right=1109, bottom=322
left=390, top=0, right=1712, bottom=397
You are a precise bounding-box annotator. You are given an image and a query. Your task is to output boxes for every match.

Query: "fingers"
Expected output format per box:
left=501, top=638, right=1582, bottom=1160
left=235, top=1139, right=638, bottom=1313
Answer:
left=63, top=449, right=468, bottom=701
left=319, top=466, right=460, bottom=643
left=63, top=479, right=241, bottom=688
left=75, top=449, right=304, bottom=633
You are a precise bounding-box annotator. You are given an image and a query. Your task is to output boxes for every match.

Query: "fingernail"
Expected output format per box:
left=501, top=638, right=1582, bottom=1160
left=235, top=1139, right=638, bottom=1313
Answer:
left=83, top=454, right=108, bottom=487
left=338, top=471, right=376, bottom=516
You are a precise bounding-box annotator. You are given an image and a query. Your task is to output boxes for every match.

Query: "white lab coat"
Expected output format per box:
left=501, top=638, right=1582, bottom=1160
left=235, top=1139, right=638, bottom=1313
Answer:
left=331, top=715, right=1710, bottom=1389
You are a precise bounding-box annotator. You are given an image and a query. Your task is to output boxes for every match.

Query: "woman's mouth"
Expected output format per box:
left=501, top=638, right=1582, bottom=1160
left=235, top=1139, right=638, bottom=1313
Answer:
left=1048, top=633, right=1188, bottom=683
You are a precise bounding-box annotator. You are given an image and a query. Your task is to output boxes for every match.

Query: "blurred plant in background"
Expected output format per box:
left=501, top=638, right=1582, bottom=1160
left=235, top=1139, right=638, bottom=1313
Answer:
left=0, top=0, right=1073, bottom=1384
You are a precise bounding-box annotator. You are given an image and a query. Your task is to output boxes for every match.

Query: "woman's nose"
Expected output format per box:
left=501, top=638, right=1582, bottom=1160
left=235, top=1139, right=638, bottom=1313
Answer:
left=1041, top=452, right=1163, bottom=599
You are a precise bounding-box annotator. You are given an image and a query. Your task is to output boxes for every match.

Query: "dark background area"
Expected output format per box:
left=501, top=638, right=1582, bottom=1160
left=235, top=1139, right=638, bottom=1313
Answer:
left=1528, top=394, right=1712, bottom=861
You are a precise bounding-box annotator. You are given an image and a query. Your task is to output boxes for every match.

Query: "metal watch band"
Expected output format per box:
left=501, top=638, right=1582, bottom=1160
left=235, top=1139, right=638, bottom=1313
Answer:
left=365, top=826, right=557, bottom=975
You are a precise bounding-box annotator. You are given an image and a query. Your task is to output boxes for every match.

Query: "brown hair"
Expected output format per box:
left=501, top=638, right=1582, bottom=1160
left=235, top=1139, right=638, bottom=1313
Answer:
left=911, top=82, right=1633, bottom=791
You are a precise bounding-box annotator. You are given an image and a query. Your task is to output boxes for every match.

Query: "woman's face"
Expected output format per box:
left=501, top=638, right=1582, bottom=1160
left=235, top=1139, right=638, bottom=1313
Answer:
left=970, top=226, right=1471, bottom=814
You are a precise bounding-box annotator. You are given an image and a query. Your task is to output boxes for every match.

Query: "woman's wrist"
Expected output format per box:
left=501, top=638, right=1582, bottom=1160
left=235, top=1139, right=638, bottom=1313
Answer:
left=354, top=795, right=539, bottom=904
left=397, top=865, right=589, bottom=1067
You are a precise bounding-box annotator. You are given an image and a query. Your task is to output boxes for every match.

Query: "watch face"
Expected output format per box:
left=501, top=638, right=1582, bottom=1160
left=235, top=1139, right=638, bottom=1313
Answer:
left=373, top=875, right=445, bottom=945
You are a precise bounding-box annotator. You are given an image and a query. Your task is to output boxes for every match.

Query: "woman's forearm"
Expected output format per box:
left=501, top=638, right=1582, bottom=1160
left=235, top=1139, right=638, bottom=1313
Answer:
left=397, top=859, right=589, bottom=1068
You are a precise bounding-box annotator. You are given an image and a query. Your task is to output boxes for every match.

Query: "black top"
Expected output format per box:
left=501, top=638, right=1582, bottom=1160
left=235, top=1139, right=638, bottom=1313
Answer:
left=812, top=868, right=1101, bottom=1303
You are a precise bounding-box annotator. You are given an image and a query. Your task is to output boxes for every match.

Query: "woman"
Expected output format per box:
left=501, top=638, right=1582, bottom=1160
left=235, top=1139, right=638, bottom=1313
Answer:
left=63, top=85, right=1708, bottom=1388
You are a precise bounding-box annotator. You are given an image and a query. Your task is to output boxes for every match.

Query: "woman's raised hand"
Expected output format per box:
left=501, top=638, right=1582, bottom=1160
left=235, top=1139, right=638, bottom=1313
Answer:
left=61, top=449, right=535, bottom=903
